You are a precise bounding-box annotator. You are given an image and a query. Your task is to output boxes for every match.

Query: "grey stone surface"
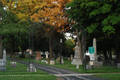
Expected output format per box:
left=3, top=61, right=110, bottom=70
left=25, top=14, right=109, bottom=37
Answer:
left=93, top=38, right=98, bottom=61
left=27, top=64, right=37, bottom=72
left=50, top=60, right=55, bottom=65
left=3, top=49, right=7, bottom=63
left=89, top=61, right=103, bottom=68
left=71, top=42, right=82, bottom=65
left=10, top=62, right=17, bottom=68
left=86, top=65, right=93, bottom=70
left=117, top=63, right=120, bottom=69
left=0, top=59, right=6, bottom=71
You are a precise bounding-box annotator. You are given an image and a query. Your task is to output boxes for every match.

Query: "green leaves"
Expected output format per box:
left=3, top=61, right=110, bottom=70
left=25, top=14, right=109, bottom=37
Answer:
left=101, top=4, right=113, bottom=13
left=89, top=8, right=101, bottom=17
left=86, top=23, right=99, bottom=33
left=102, top=25, right=115, bottom=35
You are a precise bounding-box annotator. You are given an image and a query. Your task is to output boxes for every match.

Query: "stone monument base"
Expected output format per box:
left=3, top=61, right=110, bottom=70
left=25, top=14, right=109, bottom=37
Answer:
left=0, top=59, right=6, bottom=71
left=89, top=61, right=103, bottom=68
left=86, top=65, right=93, bottom=70
left=71, top=58, right=82, bottom=65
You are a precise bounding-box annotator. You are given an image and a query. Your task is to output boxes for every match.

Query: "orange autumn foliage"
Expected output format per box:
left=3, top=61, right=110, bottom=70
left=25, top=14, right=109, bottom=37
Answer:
left=30, top=0, right=72, bottom=32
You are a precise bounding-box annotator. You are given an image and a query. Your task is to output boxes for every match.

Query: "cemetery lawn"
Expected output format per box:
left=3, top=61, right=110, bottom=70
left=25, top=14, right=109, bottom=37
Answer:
left=0, top=60, right=57, bottom=80
left=19, top=58, right=120, bottom=73
left=93, top=73, right=120, bottom=80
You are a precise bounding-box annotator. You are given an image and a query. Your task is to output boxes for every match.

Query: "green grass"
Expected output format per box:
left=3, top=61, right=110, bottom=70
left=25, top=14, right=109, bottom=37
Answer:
left=0, top=75, right=56, bottom=80
left=17, top=58, right=120, bottom=73
left=94, top=73, right=120, bottom=80
left=0, top=60, right=57, bottom=80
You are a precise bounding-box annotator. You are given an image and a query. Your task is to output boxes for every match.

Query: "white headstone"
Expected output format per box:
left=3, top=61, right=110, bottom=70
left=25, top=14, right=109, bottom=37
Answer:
left=3, top=49, right=6, bottom=63
left=50, top=60, right=55, bottom=65
left=71, top=42, right=82, bottom=65
left=45, top=51, right=49, bottom=59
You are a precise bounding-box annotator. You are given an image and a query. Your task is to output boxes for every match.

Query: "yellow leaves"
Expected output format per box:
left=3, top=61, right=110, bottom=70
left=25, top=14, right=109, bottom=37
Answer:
left=34, top=6, right=40, bottom=9
left=16, top=12, right=28, bottom=20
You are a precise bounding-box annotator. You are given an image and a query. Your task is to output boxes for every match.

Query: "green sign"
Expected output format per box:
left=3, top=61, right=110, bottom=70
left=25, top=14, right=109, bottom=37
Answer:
left=89, top=47, right=95, bottom=54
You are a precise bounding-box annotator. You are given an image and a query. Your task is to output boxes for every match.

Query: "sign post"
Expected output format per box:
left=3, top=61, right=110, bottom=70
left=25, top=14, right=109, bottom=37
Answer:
left=89, top=47, right=95, bottom=61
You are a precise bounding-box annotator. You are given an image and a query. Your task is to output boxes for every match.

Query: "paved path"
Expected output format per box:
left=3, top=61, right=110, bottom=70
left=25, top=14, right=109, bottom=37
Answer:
left=7, top=58, right=108, bottom=80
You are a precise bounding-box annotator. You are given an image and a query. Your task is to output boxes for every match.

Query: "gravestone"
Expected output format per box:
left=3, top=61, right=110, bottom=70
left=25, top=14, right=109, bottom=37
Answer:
left=56, top=57, right=60, bottom=63
left=3, top=49, right=6, bottom=63
left=117, top=63, right=120, bottom=69
left=0, top=59, right=6, bottom=71
left=68, top=57, right=70, bottom=61
left=10, top=62, right=17, bottom=68
left=71, top=42, right=82, bottom=69
left=89, top=61, right=103, bottom=67
left=35, top=51, right=41, bottom=60
left=50, top=58, right=55, bottom=65
left=45, top=51, right=49, bottom=59
left=41, top=60, right=47, bottom=62
left=89, top=38, right=103, bottom=68
left=0, top=49, right=6, bottom=71
left=27, top=64, right=37, bottom=72
left=61, top=56, right=64, bottom=64
left=86, top=65, right=93, bottom=70
left=71, top=55, right=73, bottom=61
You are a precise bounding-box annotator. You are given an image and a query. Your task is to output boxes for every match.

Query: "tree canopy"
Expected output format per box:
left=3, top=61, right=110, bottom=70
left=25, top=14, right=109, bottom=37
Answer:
left=66, top=0, right=120, bottom=62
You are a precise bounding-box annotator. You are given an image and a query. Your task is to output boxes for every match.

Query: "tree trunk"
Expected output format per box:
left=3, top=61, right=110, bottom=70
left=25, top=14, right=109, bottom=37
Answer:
left=0, top=34, right=3, bottom=59
left=82, top=30, right=86, bottom=57
left=49, top=36, right=53, bottom=59
left=103, top=50, right=108, bottom=60
left=10, top=36, right=15, bottom=57
left=109, top=50, right=112, bottom=60
left=115, top=36, right=120, bottom=63
left=75, top=29, right=83, bottom=61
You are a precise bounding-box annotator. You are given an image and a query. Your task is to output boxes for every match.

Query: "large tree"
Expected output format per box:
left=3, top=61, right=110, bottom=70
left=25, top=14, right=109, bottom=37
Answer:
left=66, top=0, right=120, bottom=62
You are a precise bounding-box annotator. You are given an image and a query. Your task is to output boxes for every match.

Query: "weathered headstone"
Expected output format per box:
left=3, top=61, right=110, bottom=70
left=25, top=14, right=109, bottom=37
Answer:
left=50, top=58, right=55, bottom=65
left=89, top=61, right=103, bottom=67
left=68, top=57, right=70, bottom=61
left=27, top=64, right=37, bottom=72
left=10, top=62, right=17, bottom=68
left=0, top=59, right=6, bottom=71
left=61, top=57, right=64, bottom=64
left=56, top=57, right=60, bottom=63
left=71, top=42, right=82, bottom=69
left=76, top=65, right=79, bottom=69
left=86, top=65, right=93, bottom=70
left=41, top=60, right=47, bottom=62
left=71, top=55, right=73, bottom=61
left=0, top=49, right=6, bottom=71
left=117, top=63, right=120, bottom=69
left=3, top=49, right=6, bottom=63
left=35, top=51, right=41, bottom=60
left=45, top=51, right=49, bottom=59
